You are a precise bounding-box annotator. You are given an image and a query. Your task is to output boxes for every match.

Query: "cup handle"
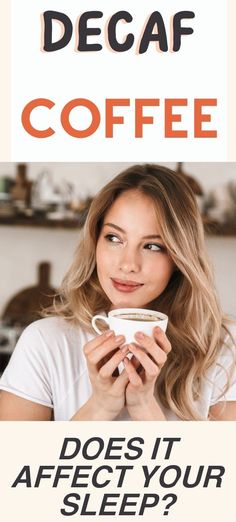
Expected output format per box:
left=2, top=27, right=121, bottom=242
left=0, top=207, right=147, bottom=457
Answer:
left=91, top=315, right=110, bottom=335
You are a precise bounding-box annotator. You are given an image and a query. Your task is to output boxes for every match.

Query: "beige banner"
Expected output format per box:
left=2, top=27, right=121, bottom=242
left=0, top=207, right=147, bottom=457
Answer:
left=0, top=421, right=235, bottom=521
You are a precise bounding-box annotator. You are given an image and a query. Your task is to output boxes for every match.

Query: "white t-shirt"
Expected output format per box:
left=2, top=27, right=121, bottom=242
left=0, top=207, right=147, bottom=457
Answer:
left=0, top=317, right=236, bottom=420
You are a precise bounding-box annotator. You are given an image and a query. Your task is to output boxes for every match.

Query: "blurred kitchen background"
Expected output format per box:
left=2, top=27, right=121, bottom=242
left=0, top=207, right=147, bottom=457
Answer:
left=0, top=162, right=236, bottom=373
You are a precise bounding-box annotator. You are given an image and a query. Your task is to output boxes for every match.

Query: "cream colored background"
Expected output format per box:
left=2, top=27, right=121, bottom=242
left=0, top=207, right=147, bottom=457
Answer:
left=0, top=422, right=235, bottom=521
left=0, top=1, right=10, bottom=160
left=228, top=0, right=236, bottom=158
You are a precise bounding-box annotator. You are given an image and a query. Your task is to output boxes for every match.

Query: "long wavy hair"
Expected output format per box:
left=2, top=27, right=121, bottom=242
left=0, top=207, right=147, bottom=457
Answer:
left=48, top=164, right=234, bottom=420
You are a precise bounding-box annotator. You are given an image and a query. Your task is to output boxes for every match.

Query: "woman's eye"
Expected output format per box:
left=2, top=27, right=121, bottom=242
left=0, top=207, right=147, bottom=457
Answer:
left=104, top=234, right=122, bottom=243
left=144, top=243, right=164, bottom=251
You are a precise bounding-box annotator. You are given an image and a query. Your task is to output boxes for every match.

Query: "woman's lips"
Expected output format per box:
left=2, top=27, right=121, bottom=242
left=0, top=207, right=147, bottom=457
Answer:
left=111, top=278, right=143, bottom=293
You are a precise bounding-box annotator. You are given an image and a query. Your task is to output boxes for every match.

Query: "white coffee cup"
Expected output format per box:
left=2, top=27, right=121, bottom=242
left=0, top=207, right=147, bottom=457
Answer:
left=91, top=308, right=168, bottom=344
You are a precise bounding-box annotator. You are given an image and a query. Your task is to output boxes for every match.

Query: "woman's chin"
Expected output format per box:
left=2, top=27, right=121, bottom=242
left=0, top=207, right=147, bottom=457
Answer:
left=110, top=298, right=150, bottom=310
left=110, top=299, right=137, bottom=310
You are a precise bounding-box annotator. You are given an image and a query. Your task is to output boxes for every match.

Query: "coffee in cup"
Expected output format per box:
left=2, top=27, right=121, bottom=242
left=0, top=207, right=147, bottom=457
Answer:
left=115, top=312, right=160, bottom=322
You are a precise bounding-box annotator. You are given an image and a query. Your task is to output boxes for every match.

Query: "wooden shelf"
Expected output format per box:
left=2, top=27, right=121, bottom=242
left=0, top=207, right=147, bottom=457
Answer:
left=203, top=217, right=236, bottom=236
left=0, top=347, right=14, bottom=355
left=0, top=215, right=85, bottom=229
left=0, top=216, right=236, bottom=235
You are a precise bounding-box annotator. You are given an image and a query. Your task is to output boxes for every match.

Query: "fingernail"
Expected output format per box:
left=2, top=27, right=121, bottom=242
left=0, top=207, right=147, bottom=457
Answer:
left=121, top=344, right=129, bottom=354
left=155, top=326, right=161, bottom=333
left=105, top=330, right=114, bottom=337
left=135, top=332, right=144, bottom=340
left=115, top=335, right=125, bottom=343
left=128, top=343, right=135, bottom=352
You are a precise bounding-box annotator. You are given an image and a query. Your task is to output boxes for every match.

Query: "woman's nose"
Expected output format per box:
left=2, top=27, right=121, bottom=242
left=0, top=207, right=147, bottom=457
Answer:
left=119, top=247, right=141, bottom=273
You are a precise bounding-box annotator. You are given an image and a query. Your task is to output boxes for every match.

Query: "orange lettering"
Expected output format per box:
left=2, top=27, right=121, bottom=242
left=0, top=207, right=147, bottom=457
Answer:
left=61, top=98, right=100, bottom=137
left=135, top=99, right=160, bottom=138
left=165, top=99, right=188, bottom=138
left=106, top=99, right=130, bottom=137
left=194, top=99, right=217, bottom=138
left=21, top=98, right=55, bottom=138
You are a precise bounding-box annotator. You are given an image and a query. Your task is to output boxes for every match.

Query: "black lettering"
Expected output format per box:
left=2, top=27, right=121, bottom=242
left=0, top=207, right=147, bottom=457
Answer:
left=116, top=466, right=134, bottom=487
left=173, top=11, right=195, bottom=52
left=139, top=12, right=168, bottom=54
left=163, top=438, right=181, bottom=459
left=81, top=494, right=96, bottom=515
left=82, top=437, right=104, bottom=460
left=108, top=11, right=134, bottom=52
left=119, top=494, right=139, bottom=515
left=11, top=465, right=31, bottom=487
left=92, top=466, right=112, bottom=488
left=71, top=466, right=92, bottom=487
left=139, top=494, right=160, bottom=515
left=53, top=466, right=73, bottom=487
left=125, top=437, right=144, bottom=459
left=104, top=438, right=125, bottom=459
left=34, top=466, right=55, bottom=487
left=151, top=438, right=161, bottom=459
left=99, top=494, right=119, bottom=516
left=183, top=465, right=204, bottom=488
left=43, top=11, right=73, bottom=52
left=159, top=465, right=181, bottom=488
left=203, top=466, right=225, bottom=488
left=59, top=438, right=81, bottom=459
left=78, top=11, right=103, bottom=51
left=61, top=493, right=80, bottom=516
left=143, top=465, right=160, bottom=487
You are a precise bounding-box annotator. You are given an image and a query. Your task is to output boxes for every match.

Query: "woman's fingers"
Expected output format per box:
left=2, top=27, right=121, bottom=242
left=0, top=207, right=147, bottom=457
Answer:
left=112, top=366, right=130, bottom=394
left=128, top=344, right=160, bottom=380
left=98, top=345, right=129, bottom=380
left=134, top=331, right=168, bottom=367
left=86, top=334, right=126, bottom=367
left=123, top=357, right=143, bottom=386
left=84, top=327, right=170, bottom=388
left=84, top=330, right=115, bottom=355
left=152, top=327, right=172, bottom=353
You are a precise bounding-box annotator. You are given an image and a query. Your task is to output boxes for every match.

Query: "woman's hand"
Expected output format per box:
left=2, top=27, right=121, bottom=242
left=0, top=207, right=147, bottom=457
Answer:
left=72, top=330, right=129, bottom=421
left=124, top=327, right=172, bottom=420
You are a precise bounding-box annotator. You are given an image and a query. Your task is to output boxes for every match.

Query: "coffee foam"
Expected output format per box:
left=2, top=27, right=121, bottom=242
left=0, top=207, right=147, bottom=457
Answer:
left=116, top=313, right=160, bottom=322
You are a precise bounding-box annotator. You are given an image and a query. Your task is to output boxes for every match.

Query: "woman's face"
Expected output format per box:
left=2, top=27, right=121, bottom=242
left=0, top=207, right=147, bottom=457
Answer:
left=96, top=189, right=175, bottom=309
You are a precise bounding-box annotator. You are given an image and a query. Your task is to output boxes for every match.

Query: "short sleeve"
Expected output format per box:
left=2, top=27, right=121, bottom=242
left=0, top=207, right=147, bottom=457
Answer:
left=210, top=329, right=236, bottom=405
left=0, top=323, right=53, bottom=408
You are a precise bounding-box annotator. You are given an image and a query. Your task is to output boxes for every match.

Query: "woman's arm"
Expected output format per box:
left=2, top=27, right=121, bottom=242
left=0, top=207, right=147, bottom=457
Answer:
left=209, top=401, right=236, bottom=420
left=0, top=391, right=52, bottom=421
left=0, top=330, right=129, bottom=421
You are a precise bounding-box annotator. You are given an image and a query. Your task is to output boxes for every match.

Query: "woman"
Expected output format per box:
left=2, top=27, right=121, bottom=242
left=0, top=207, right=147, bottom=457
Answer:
left=0, top=164, right=236, bottom=421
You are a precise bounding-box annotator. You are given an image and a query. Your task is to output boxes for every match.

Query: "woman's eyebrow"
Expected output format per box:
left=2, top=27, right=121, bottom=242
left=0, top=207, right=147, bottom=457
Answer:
left=142, top=235, right=162, bottom=240
left=103, top=222, right=124, bottom=233
left=103, top=222, right=162, bottom=240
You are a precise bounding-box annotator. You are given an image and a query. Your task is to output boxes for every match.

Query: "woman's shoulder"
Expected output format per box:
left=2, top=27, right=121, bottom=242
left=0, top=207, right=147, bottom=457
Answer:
left=19, top=316, right=94, bottom=352
left=23, top=316, right=87, bottom=334
left=23, top=316, right=76, bottom=335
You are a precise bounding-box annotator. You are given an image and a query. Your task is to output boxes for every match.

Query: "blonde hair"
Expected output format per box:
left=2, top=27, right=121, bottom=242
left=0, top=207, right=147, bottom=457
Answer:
left=49, top=164, right=235, bottom=420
